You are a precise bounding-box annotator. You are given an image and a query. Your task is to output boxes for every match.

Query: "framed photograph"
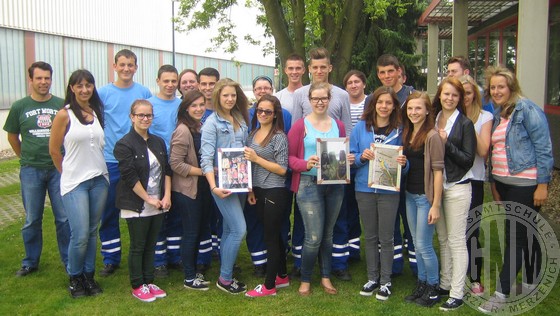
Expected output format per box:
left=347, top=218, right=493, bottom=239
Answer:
left=217, top=148, right=252, bottom=193
left=316, top=137, right=350, bottom=184
left=368, top=143, right=402, bottom=191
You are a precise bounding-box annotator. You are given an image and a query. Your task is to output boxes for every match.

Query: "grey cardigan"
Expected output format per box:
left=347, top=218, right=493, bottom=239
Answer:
left=170, top=123, right=200, bottom=199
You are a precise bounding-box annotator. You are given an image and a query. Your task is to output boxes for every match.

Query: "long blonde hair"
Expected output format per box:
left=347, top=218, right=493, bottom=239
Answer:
left=459, top=74, right=482, bottom=123
left=212, top=78, right=250, bottom=127
left=484, top=66, right=522, bottom=118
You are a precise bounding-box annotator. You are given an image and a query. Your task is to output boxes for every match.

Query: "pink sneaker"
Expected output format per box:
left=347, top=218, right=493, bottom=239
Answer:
left=132, top=284, right=156, bottom=302
left=275, top=275, right=290, bottom=289
left=245, top=284, right=276, bottom=297
left=471, top=282, right=485, bottom=296
left=148, top=283, right=167, bottom=298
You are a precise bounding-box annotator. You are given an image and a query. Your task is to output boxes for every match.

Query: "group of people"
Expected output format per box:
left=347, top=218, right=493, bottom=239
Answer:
left=5, top=47, right=553, bottom=313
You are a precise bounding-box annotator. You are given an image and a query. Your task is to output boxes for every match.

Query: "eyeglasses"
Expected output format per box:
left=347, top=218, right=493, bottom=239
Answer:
left=133, top=113, right=154, bottom=120
left=256, top=108, right=274, bottom=116
left=310, top=97, right=330, bottom=104
left=254, top=86, right=272, bottom=92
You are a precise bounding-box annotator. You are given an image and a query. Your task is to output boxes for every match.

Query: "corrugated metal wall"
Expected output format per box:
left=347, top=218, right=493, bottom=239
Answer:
left=0, top=27, right=274, bottom=110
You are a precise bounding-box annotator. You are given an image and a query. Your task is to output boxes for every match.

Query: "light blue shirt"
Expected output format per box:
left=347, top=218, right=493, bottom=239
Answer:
left=98, top=82, right=152, bottom=163
left=148, top=95, right=181, bottom=153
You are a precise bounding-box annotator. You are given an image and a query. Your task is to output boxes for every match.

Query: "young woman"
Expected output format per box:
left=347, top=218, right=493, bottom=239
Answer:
left=401, top=91, right=444, bottom=307
left=287, top=82, right=354, bottom=296
left=244, top=94, right=291, bottom=297
left=460, top=75, right=493, bottom=295
left=433, top=77, right=476, bottom=311
left=479, top=66, right=553, bottom=313
left=169, top=90, right=212, bottom=291
left=350, top=86, right=407, bottom=300
left=200, top=78, right=250, bottom=295
left=49, top=69, right=108, bottom=298
left=113, top=99, right=171, bottom=302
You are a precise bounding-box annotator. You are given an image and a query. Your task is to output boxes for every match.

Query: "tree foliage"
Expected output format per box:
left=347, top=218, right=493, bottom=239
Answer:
left=175, top=0, right=427, bottom=86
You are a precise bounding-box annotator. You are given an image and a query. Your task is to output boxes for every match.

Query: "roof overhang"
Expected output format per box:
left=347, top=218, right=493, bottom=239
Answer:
left=417, top=0, right=519, bottom=38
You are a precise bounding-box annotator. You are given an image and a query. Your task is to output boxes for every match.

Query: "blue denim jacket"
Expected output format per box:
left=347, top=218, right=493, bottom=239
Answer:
left=490, top=98, right=553, bottom=183
left=200, top=112, right=248, bottom=174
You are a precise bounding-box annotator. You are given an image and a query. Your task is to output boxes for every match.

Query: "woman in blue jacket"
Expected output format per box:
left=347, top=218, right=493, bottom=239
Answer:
left=350, top=86, right=408, bottom=301
left=479, top=66, right=553, bottom=313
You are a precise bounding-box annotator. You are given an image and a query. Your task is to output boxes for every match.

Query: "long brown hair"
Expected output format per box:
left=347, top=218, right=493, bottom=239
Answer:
left=401, top=91, right=436, bottom=151
left=177, top=90, right=205, bottom=134
left=212, top=78, right=250, bottom=126
left=361, top=86, right=400, bottom=131
left=250, top=95, right=285, bottom=147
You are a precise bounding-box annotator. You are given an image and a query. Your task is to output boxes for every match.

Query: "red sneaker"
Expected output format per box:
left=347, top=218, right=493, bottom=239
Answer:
left=245, top=284, right=277, bottom=297
left=132, top=284, right=156, bottom=302
left=147, top=283, right=167, bottom=298
left=275, top=275, right=290, bottom=289
left=471, top=282, right=484, bottom=296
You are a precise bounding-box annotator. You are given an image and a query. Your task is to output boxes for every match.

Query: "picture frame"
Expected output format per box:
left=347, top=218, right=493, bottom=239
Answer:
left=368, top=143, right=402, bottom=191
left=316, top=137, right=350, bottom=184
left=217, top=148, right=252, bottom=193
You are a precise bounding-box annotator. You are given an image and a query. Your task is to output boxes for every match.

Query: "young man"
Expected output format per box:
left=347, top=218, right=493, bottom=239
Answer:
left=344, top=70, right=367, bottom=127
left=198, top=67, right=220, bottom=113
left=275, top=53, right=306, bottom=114
left=291, top=48, right=352, bottom=135
left=178, top=69, right=199, bottom=97
left=274, top=54, right=307, bottom=279
left=147, top=65, right=183, bottom=278
left=446, top=56, right=494, bottom=113
left=245, top=75, right=292, bottom=277
left=196, top=67, right=221, bottom=277
left=4, top=61, right=70, bottom=277
left=291, top=47, right=353, bottom=280
left=375, top=54, right=417, bottom=278
left=98, top=49, right=152, bottom=276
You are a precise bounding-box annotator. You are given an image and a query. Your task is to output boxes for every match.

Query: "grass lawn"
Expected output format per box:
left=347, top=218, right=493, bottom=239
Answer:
left=0, top=158, right=559, bottom=315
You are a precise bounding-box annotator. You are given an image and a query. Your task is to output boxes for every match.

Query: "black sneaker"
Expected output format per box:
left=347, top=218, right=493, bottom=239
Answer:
left=439, top=297, right=463, bottom=311
left=154, top=265, right=169, bottom=278
left=16, top=266, right=38, bottom=277
left=196, top=273, right=210, bottom=285
left=216, top=279, right=247, bottom=294
left=415, top=283, right=441, bottom=307
left=253, top=264, right=266, bottom=278
left=233, top=278, right=247, bottom=290
left=332, top=269, right=352, bottom=281
left=99, top=264, right=119, bottom=277
left=83, top=274, right=103, bottom=296
left=376, top=282, right=392, bottom=301
left=359, top=280, right=379, bottom=296
left=69, top=276, right=87, bottom=298
left=405, top=280, right=427, bottom=302
left=184, top=278, right=209, bottom=291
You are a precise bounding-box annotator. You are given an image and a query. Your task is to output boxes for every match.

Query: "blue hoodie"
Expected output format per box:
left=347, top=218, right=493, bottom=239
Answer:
left=350, top=120, right=409, bottom=193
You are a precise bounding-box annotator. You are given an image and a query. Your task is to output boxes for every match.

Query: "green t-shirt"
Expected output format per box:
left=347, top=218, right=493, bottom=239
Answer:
left=3, top=95, right=64, bottom=168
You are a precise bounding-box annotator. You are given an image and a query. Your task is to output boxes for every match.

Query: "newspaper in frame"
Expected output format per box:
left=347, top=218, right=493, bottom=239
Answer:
left=316, top=137, right=351, bottom=184
left=368, top=143, right=402, bottom=191
left=217, top=148, right=252, bottom=193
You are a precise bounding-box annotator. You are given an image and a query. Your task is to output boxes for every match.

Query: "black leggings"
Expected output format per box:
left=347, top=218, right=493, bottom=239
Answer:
left=467, top=180, right=484, bottom=283
left=495, top=181, right=541, bottom=295
left=253, top=187, right=291, bottom=289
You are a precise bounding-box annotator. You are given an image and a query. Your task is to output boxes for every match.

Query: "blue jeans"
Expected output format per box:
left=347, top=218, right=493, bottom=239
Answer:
left=20, top=166, right=69, bottom=268
left=212, top=191, right=247, bottom=281
left=405, top=192, right=439, bottom=286
left=296, top=175, right=344, bottom=282
left=99, top=163, right=122, bottom=265
left=63, top=175, right=108, bottom=276
left=173, top=191, right=203, bottom=280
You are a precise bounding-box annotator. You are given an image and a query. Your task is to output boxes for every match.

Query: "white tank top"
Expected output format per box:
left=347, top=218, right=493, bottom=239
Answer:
left=60, top=106, right=108, bottom=195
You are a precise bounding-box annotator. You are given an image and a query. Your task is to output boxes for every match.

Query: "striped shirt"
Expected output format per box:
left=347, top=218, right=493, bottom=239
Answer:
left=350, top=98, right=365, bottom=128
left=491, top=118, right=537, bottom=180
left=248, top=132, right=288, bottom=189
